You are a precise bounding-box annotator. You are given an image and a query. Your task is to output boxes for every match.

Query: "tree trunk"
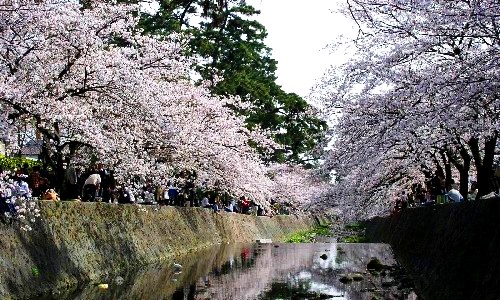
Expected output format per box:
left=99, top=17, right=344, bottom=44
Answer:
left=459, top=166, right=470, bottom=201
left=447, top=146, right=471, bottom=201
left=440, top=150, right=452, bottom=185
left=55, top=150, right=65, bottom=193
left=460, top=146, right=471, bottom=201
left=434, top=156, right=445, bottom=179
left=469, top=132, right=498, bottom=199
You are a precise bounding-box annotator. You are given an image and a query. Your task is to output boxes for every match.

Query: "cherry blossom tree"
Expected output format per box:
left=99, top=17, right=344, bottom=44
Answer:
left=267, top=163, right=330, bottom=212
left=0, top=0, right=332, bottom=213
left=0, top=0, right=290, bottom=206
left=317, top=0, right=499, bottom=218
left=0, top=169, right=41, bottom=231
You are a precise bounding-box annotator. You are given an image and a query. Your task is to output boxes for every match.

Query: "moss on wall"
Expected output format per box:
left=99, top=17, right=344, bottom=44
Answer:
left=366, top=198, right=500, bottom=300
left=0, top=202, right=317, bottom=299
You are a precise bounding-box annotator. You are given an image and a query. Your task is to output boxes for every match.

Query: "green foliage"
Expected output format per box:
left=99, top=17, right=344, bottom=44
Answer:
left=339, top=222, right=368, bottom=243
left=340, top=235, right=368, bottom=243
left=344, top=222, right=367, bottom=231
left=286, top=224, right=332, bottom=243
left=257, top=281, right=329, bottom=300
left=139, top=1, right=327, bottom=165
left=189, top=5, right=327, bottom=164
left=31, top=266, right=40, bottom=278
left=0, top=155, right=41, bottom=172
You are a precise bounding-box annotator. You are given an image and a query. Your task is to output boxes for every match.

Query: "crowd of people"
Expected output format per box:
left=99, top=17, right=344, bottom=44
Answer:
left=393, top=173, right=491, bottom=212
left=0, top=162, right=294, bottom=221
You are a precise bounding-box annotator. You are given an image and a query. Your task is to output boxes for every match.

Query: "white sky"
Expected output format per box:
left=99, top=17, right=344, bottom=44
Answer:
left=246, top=0, right=357, bottom=98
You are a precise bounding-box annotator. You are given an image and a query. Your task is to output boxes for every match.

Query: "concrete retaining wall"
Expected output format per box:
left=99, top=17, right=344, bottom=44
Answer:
left=0, top=202, right=319, bottom=299
left=366, top=198, right=500, bottom=300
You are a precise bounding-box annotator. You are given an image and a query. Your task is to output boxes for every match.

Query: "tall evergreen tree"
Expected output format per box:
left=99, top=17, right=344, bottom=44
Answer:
left=140, top=1, right=327, bottom=165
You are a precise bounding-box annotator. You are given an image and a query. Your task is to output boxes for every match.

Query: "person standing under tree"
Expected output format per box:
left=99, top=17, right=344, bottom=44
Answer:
left=82, top=169, right=101, bottom=202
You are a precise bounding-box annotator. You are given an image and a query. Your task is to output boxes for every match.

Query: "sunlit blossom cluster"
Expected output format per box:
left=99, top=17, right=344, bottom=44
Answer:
left=317, top=0, right=499, bottom=219
left=0, top=0, right=325, bottom=214
left=0, top=170, right=41, bottom=230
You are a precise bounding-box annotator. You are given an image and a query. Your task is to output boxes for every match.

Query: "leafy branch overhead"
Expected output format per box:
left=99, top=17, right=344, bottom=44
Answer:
left=139, top=0, right=327, bottom=165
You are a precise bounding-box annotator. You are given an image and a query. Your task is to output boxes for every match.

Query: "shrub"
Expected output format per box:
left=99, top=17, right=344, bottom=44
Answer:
left=0, top=155, right=41, bottom=172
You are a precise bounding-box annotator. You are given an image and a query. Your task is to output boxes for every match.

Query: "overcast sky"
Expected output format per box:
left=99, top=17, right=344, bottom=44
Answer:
left=246, top=0, right=356, bottom=98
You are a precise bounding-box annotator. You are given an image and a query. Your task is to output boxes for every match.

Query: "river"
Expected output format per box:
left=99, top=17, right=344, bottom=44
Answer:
left=42, top=242, right=419, bottom=300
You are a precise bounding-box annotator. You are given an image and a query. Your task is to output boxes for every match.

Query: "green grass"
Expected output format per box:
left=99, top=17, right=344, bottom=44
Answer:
left=31, top=266, right=40, bottom=278
left=339, top=221, right=368, bottom=243
left=344, top=221, right=366, bottom=231
left=285, top=224, right=332, bottom=243
left=339, top=235, right=368, bottom=243
left=285, top=222, right=368, bottom=243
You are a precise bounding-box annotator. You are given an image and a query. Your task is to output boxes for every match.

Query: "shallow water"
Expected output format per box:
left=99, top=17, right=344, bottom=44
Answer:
left=47, top=243, right=418, bottom=300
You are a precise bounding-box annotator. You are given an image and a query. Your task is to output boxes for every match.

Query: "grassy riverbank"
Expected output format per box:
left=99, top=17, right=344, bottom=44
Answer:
left=338, top=222, right=368, bottom=243
left=285, top=221, right=367, bottom=243
left=285, top=224, right=333, bottom=243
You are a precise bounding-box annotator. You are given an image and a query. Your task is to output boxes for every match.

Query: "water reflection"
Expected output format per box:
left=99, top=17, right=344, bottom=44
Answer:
left=47, top=243, right=418, bottom=300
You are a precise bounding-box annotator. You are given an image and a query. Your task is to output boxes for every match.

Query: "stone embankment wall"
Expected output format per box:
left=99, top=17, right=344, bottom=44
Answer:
left=366, top=198, right=500, bottom=300
left=0, top=202, right=323, bottom=299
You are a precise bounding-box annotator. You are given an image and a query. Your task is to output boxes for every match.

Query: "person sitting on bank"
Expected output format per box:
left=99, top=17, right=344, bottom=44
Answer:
left=240, top=196, right=250, bottom=214
left=118, top=186, right=135, bottom=204
left=201, top=192, right=211, bottom=208
left=82, top=171, right=101, bottom=202
left=14, top=174, right=31, bottom=198
left=28, top=166, right=48, bottom=198
left=224, top=199, right=235, bottom=212
left=209, top=194, right=219, bottom=213
left=447, top=183, right=464, bottom=203
left=467, top=181, right=478, bottom=201
left=257, top=204, right=264, bottom=216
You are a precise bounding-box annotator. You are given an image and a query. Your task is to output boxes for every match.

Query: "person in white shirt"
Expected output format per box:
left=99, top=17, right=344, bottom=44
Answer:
left=447, top=183, right=464, bottom=203
left=14, top=175, right=31, bottom=198
left=224, top=200, right=234, bottom=212
left=82, top=173, right=101, bottom=201
left=201, top=196, right=210, bottom=208
left=84, top=173, right=101, bottom=187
